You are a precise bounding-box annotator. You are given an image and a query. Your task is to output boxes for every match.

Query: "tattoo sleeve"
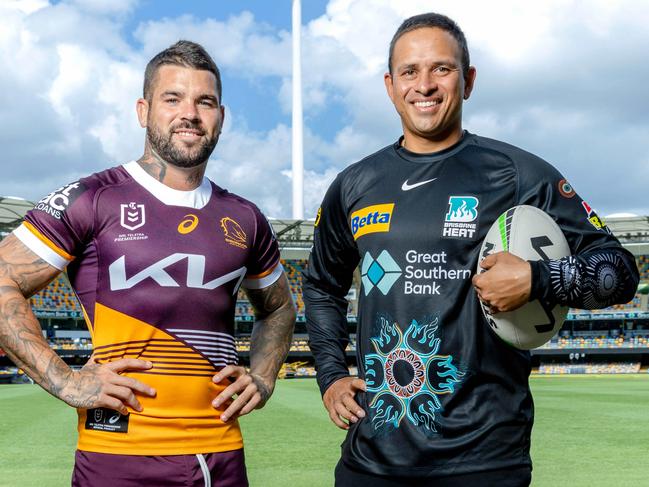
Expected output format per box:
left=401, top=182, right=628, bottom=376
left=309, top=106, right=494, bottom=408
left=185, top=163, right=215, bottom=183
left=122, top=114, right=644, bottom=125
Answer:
left=530, top=247, right=639, bottom=309
left=244, top=273, right=296, bottom=401
left=0, top=235, right=74, bottom=400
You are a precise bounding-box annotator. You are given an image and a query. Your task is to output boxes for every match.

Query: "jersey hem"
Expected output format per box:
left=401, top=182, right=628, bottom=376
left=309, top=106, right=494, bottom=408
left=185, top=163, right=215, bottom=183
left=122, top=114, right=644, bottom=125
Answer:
left=342, top=454, right=532, bottom=478
left=76, top=439, right=245, bottom=456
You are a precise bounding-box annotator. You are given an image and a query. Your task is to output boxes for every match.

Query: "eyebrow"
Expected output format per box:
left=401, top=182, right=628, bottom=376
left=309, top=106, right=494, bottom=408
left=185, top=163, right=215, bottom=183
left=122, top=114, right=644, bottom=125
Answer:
left=396, top=60, right=459, bottom=71
left=159, top=91, right=220, bottom=104
left=197, top=94, right=219, bottom=104
left=160, top=90, right=183, bottom=98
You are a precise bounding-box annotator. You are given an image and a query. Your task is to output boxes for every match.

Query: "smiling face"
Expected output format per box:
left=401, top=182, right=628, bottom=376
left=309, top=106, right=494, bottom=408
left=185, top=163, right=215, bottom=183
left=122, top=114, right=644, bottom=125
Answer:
left=385, top=27, right=476, bottom=153
left=137, top=64, right=224, bottom=168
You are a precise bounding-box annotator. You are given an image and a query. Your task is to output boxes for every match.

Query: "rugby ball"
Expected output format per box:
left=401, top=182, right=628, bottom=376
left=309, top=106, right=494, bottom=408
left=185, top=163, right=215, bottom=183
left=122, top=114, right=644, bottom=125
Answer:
left=477, top=205, right=570, bottom=349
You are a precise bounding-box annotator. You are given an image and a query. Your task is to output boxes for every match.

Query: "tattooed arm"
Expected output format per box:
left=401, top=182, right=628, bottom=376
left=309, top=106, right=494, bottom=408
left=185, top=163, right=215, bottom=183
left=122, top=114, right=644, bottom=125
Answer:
left=211, top=273, right=296, bottom=421
left=0, top=235, right=155, bottom=414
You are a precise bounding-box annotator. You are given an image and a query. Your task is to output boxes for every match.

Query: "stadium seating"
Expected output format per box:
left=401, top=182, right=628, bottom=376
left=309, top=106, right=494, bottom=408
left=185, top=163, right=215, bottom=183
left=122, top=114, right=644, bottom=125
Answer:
left=537, top=362, right=641, bottom=374
left=637, top=255, right=649, bottom=280
left=30, top=275, right=81, bottom=312
left=282, top=259, right=306, bottom=316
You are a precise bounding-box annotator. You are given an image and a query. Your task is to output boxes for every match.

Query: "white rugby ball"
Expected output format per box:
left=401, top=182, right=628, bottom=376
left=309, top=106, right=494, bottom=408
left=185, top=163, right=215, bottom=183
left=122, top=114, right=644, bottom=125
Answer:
left=477, top=205, right=570, bottom=350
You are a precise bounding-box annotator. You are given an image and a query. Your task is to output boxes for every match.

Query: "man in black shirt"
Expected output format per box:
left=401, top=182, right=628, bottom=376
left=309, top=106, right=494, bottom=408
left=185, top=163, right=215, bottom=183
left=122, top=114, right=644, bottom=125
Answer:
left=303, top=12, right=639, bottom=487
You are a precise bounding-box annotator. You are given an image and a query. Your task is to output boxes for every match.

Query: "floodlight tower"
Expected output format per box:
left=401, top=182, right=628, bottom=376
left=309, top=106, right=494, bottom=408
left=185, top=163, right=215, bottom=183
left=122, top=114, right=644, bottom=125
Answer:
left=292, top=0, right=304, bottom=219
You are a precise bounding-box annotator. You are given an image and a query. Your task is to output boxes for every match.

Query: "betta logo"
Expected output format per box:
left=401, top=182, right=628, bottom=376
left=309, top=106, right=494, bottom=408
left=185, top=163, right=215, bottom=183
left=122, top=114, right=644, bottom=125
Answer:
left=350, top=203, right=395, bottom=240
left=220, top=217, right=247, bottom=249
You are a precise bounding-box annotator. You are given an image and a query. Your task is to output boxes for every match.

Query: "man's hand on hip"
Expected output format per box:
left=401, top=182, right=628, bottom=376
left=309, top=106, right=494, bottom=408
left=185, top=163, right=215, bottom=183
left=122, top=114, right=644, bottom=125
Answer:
left=61, top=357, right=156, bottom=415
left=212, top=365, right=273, bottom=422
left=323, top=376, right=366, bottom=430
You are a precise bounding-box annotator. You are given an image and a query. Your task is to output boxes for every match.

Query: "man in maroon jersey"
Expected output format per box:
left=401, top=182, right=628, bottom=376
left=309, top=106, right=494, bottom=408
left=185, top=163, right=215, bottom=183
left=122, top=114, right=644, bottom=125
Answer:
left=0, top=40, right=296, bottom=486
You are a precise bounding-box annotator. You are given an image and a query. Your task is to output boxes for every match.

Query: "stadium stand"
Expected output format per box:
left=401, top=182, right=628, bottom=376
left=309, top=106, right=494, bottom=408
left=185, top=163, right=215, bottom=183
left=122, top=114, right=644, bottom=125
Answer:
left=29, top=275, right=81, bottom=313
left=2, top=215, right=649, bottom=379
left=538, top=362, right=641, bottom=374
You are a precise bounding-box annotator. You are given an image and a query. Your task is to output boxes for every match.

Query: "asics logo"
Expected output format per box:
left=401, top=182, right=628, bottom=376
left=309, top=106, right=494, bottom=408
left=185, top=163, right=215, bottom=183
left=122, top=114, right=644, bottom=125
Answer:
left=401, top=178, right=437, bottom=191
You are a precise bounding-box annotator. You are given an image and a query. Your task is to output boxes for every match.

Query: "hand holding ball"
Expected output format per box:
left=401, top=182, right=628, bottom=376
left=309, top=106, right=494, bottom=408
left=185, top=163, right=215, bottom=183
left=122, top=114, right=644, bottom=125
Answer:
left=474, top=205, right=570, bottom=349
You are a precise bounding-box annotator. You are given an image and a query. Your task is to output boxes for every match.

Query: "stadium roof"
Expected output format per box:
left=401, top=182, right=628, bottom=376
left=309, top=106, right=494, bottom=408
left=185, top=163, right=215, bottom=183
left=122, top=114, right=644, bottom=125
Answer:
left=0, top=196, right=34, bottom=234
left=606, top=215, right=649, bottom=256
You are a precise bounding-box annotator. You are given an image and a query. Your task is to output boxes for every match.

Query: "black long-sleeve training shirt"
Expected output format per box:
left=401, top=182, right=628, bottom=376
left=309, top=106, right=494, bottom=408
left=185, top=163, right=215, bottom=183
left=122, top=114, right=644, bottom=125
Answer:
left=303, top=132, right=639, bottom=478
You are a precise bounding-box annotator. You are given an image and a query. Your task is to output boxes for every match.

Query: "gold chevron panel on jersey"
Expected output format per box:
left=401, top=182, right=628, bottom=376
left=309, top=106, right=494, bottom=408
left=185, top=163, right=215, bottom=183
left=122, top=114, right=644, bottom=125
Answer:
left=79, top=303, right=243, bottom=455
left=92, top=303, right=216, bottom=377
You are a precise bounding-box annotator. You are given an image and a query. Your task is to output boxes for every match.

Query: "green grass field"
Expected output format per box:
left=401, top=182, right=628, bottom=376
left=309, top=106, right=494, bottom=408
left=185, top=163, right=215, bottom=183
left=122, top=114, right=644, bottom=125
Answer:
left=1, top=375, right=648, bottom=487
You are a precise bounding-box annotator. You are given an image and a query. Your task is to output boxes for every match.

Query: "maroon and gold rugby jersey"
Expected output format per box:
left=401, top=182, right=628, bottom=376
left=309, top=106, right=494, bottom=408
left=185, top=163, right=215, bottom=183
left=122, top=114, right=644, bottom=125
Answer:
left=13, top=161, right=282, bottom=455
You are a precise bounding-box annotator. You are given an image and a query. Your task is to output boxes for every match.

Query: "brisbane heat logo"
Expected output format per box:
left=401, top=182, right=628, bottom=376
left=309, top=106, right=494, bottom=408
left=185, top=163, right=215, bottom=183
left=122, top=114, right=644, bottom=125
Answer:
left=442, top=196, right=479, bottom=239
left=220, top=217, right=247, bottom=249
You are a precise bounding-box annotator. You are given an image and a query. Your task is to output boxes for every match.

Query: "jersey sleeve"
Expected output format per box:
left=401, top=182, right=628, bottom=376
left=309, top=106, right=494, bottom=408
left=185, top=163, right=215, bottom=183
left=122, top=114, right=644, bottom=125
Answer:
left=515, top=159, right=639, bottom=308
left=13, top=180, right=94, bottom=270
left=241, top=207, right=283, bottom=290
left=303, top=173, right=360, bottom=396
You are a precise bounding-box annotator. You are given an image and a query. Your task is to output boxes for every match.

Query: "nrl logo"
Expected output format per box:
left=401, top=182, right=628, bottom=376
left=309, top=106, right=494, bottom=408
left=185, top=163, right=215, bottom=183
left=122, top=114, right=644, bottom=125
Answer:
left=220, top=217, right=247, bottom=249
left=120, top=202, right=146, bottom=231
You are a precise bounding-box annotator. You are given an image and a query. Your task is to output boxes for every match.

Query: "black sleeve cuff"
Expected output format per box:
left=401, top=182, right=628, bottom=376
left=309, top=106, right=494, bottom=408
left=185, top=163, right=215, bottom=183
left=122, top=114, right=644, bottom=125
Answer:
left=528, top=259, right=553, bottom=303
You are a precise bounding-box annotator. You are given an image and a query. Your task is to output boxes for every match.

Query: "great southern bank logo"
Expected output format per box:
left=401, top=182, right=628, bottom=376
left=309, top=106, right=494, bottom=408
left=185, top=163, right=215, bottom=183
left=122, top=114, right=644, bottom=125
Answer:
left=361, top=250, right=401, bottom=296
left=443, top=196, right=479, bottom=239
left=350, top=203, right=394, bottom=240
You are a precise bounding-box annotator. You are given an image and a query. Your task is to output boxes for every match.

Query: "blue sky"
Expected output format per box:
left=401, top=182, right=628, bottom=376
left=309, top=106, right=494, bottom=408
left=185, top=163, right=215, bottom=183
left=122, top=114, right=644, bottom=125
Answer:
left=1, top=0, right=648, bottom=219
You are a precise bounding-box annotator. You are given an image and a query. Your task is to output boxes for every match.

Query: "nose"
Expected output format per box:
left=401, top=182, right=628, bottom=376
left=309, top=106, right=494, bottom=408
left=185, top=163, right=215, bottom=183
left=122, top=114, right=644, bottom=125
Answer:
left=416, top=72, right=438, bottom=96
left=180, top=99, right=200, bottom=122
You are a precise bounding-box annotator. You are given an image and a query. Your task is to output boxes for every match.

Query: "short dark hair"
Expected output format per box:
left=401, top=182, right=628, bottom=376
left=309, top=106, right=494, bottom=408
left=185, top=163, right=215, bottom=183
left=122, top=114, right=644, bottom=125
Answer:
left=143, top=40, right=222, bottom=102
left=388, top=12, right=470, bottom=78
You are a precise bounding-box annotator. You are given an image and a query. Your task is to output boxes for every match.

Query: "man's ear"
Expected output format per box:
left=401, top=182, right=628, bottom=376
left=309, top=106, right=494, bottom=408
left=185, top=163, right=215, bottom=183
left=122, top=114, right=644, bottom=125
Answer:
left=136, top=98, right=149, bottom=128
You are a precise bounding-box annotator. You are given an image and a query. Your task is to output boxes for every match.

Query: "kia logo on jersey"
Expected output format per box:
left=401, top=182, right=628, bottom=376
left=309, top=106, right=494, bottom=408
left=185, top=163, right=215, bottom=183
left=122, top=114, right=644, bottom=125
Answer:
left=108, top=253, right=247, bottom=292
left=120, top=202, right=146, bottom=231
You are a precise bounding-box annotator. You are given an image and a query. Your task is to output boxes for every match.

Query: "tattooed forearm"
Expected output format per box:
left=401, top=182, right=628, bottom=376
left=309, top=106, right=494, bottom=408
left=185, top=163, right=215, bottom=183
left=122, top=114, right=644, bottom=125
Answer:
left=245, top=274, right=296, bottom=400
left=0, top=285, right=72, bottom=395
left=0, top=235, right=58, bottom=297
left=0, top=284, right=107, bottom=408
left=0, top=235, right=82, bottom=403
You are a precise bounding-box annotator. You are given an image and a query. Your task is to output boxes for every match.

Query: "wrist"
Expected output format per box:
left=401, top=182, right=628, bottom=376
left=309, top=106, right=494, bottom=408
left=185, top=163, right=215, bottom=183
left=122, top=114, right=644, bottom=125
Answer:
left=249, top=372, right=274, bottom=401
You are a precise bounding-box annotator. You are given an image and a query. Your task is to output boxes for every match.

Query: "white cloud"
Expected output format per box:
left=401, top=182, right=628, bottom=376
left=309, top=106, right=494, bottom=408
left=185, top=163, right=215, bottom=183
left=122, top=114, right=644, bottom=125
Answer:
left=0, top=0, right=647, bottom=219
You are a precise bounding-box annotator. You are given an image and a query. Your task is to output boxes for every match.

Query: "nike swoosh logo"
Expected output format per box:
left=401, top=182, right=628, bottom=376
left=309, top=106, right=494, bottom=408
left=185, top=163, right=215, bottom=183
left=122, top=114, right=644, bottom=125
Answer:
left=401, top=178, right=437, bottom=191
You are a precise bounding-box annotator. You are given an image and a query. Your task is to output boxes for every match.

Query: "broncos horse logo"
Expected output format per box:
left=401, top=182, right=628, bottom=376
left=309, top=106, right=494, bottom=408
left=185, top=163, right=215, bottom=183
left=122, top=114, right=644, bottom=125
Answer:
left=220, top=217, right=247, bottom=249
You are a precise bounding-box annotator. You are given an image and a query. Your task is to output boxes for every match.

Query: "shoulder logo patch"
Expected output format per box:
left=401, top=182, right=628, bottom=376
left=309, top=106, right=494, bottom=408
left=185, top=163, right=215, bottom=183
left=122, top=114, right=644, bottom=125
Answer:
left=35, top=181, right=86, bottom=220
left=558, top=179, right=576, bottom=198
left=220, top=217, right=248, bottom=249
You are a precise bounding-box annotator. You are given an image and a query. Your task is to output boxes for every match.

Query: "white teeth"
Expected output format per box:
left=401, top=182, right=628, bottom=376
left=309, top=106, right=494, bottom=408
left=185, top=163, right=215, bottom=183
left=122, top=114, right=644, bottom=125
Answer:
left=415, top=101, right=439, bottom=107
left=177, top=131, right=199, bottom=136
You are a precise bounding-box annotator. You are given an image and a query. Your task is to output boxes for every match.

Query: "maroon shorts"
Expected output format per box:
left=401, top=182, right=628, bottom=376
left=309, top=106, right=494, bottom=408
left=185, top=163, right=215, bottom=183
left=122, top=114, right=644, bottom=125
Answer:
left=72, top=449, right=248, bottom=487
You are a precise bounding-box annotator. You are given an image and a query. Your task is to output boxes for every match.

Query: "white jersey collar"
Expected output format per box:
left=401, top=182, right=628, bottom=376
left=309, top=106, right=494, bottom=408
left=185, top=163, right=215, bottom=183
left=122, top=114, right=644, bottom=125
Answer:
left=123, top=161, right=212, bottom=209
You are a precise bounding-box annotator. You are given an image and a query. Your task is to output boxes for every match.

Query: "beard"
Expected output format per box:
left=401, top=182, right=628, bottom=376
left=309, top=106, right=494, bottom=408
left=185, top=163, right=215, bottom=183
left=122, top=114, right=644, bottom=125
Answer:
left=146, top=122, right=218, bottom=169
